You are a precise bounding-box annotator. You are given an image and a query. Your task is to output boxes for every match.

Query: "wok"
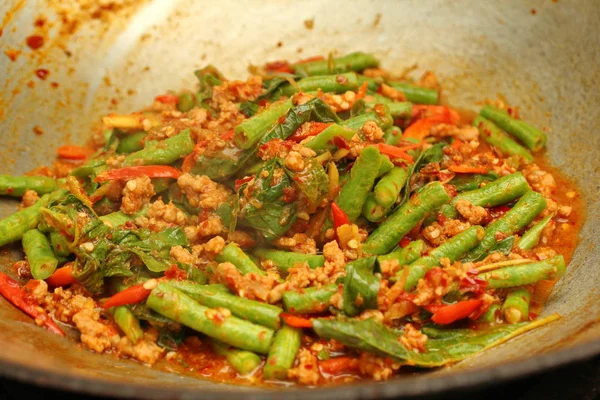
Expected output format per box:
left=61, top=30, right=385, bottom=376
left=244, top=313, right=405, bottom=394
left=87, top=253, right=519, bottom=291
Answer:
left=0, top=0, right=599, bottom=398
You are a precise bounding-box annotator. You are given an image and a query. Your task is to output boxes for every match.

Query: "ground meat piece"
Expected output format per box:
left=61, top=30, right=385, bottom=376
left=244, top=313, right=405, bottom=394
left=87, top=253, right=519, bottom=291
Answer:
left=284, top=150, right=305, bottom=172
left=116, top=330, right=164, bottom=365
left=361, top=120, right=385, bottom=141
left=227, top=230, right=256, bottom=248
left=422, top=219, right=470, bottom=246
left=288, top=349, right=320, bottom=385
left=362, top=67, right=389, bottom=78
left=534, top=246, right=558, bottom=260
left=412, top=267, right=451, bottom=306
left=19, top=190, right=39, bottom=209
left=379, top=83, right=407, bottom=102
left=177, top=173, right=231, bottom=210
left=273, top=233, right=317, bottom=254
left=539, top=220, right=556, bottom=245
left=320, top=91, right=359, bottom=112
left=292, top=92, right=315, bottom=106
left=358, top=351, right=399, bottom=381
left=170, top=245, right=195, bottom=265
left=214, top=262, right=278, bottom=302
left=25, top=279, right=48, bottom=300
left=323, top=240, right=345, bottom=270
left=400, top=323, right=428, bottom=353
left=105, top=155, right=126, bottom=168
left=455, top=199, right=488, bottom=225
left=135, top=199, right=188, bottom=230
left=201, top=236, right=226, bottom=256
left=72, top=308, right=119, bottom=353
left=184, top=215, right=226, bottom=243
left=121, top=176, right=155, bottom=215
left=522, top=164, right=557, bottom=197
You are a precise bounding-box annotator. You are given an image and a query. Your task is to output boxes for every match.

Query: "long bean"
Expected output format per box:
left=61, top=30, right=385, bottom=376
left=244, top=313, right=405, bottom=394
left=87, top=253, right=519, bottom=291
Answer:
left=0, top=175, right=58, bottom=197
left=212, top=340, right=262, bottom=375
left=23, top=229, right=58, bottom=280
left=340, top=112, right=382, bottom=131
left=292, top=52, right=379, bottom=76
left=383, top=126, right=403, bottom=146
left=445, top=172, right=530, bottom=218
left=365, top=94, right=412, bottom=118
left=377, top=155, right=394, bottom=177
left=264, top=325, right=302, bottom=380
left=0, top=192, right=54, bottom=247
left=168, top=280, right=282, bottom=330
left=463, top=190, right=547, bottom=262
left=362, top=193, right=390, bottom=222
left=253, top=248, right=324, bottom=272
left=343, top=256, right=379, bottom=316
left=234, top=99, right=293, bottom=150
left=116, top=132, right=146, bottom=154
left=336, top=146, right=382, bottom=222
left=112, top=305, right=144, bottom=343
left=215, top=242, right=266, bottom=276
left=502, top=288, right=531, bottom=323
left=376, top=239, right=427, bottom=267
left=480, top=105, right=546, bottom=151
left=123, top=129, right=194, bottom=166
left=518, top=214, right=553, bottom=250
left=387, top=82, right=439, bottom=105
left=364, top=181, right=451, bottom=255
left=474, top=116, right=534, bottom=162
left=374, top=166, right=409, bottom=208
left=282, top=284, right=338, bottom=314
left=303, top=124, right=356, bottom=151
left=281, top=73, right=359, bottom=97
left=478, top=304, right=501, bottom=323
left=147, top=282, right=274, bottom=354
left=477, top=255, right=565, bottom=289
left=404, top=226, right=484, bottom=290
left=49, top=231, right=71, bottom=258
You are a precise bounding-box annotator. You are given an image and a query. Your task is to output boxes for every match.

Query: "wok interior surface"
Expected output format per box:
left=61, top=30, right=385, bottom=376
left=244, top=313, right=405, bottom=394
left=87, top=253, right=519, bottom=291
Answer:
left=0, top=0, right=599, bottom=398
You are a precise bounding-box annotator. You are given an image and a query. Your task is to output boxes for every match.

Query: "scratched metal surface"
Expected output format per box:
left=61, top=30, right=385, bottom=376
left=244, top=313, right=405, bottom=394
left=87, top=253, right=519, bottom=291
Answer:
left=0, top=0, right=598, bottom=398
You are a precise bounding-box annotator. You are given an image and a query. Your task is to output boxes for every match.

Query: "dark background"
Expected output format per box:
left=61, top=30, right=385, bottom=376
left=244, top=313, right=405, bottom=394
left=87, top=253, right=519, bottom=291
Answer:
left=0, top=356, right=598, bottom=400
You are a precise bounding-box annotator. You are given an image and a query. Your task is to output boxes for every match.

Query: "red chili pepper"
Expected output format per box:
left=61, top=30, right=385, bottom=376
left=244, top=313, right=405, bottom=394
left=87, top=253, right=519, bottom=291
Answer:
left=356, top=81, right=368, bottom=100
left=448, top=165, right=489, bottom=174
left=331, top=202, right=350, bottom=229
left=320, top=356, right=359, bottom=375
left=0, top=273, right=64, bottom=335
left=95, top=165, right=182, bottom=182
left=403, top=109, right=460, bottom=140
left=294, top=55, right=325, bottom=64
left=376, top=143, right=414, bottom=162
left=164, top=265, right=187, bottom=281
left=399, top=236, right=412, bottom=248
left=220, top=129, right=235, bottom=141
left=56, top=145, right=93, bottom=160
left=411, top=105, right=460, bottom=125
left=430, top=299, right=483, bottom=325
left=154, top=94, right=179, bottom=104
left=181, top=152, right=197, bottom=173
left=265, top=60, right=293, bottom=74
left=289, top=122, right=331, bottom=142
left=281, top=313, right=313, bottom=328
left=102, top=283, right=152, bottom=309
left=489, top=205, right=512, bottom=219
left=451, top=139, right=464, bottom=151
left=332, top=135, right=350, bottom=150
left=235, top=176, right=254, bottom=191
left=46, top=265, right=76, bottom=287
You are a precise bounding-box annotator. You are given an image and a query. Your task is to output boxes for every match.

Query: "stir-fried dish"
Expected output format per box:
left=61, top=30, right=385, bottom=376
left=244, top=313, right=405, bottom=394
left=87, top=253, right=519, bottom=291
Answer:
left=0, top=52, right=582, bottom=385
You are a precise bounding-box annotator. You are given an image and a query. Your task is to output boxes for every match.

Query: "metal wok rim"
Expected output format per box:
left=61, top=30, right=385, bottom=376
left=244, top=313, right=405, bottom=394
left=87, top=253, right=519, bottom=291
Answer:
left=1, top=336, right=599, bottom=399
